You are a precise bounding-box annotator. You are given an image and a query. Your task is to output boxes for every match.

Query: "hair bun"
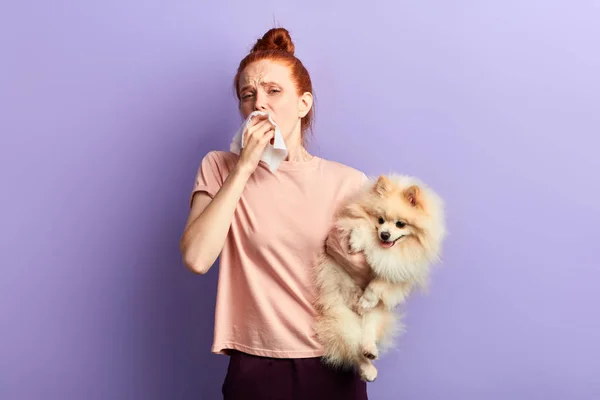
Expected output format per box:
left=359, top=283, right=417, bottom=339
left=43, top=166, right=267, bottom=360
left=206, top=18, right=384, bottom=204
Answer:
left=251, top=28, right=295, bottom=55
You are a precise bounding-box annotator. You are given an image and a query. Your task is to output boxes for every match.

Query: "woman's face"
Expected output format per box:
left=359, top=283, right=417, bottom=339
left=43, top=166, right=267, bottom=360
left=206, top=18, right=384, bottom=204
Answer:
left=237, top=60, right=312, bottom=143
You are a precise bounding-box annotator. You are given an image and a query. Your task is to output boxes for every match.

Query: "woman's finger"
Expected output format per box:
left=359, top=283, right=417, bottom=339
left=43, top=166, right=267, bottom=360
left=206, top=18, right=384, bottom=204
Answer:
left=244, top=119, right=270, bottom=143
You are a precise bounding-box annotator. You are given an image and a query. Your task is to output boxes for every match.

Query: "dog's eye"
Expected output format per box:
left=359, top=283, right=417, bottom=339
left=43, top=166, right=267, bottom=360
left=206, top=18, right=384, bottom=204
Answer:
left=378, top=217, right=384, bottom=224
left=396, top=221, right=406, bottom=228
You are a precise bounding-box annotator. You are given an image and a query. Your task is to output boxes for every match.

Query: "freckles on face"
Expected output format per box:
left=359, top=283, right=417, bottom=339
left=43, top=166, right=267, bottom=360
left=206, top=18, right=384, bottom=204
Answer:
left=237, top=61, right=300, bottom=133
left=239, top=63, right=268, bottom=96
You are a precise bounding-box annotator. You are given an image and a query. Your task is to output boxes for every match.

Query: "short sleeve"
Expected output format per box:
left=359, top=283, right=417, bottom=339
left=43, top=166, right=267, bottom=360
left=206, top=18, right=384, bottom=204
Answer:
left=189, top=151, right=225, bottom=206
left=353, top=171, right=370, bottom=194
left=360, top=172, right=369, bottom=186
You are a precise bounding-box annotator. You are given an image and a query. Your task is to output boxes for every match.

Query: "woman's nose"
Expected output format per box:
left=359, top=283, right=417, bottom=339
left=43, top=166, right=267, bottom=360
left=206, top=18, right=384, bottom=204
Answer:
left=254, top=92, right=267, bottom=111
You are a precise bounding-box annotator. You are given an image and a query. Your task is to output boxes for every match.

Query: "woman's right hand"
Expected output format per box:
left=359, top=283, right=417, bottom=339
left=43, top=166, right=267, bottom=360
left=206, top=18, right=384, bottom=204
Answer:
left=236, top=114, right=276, bottom=175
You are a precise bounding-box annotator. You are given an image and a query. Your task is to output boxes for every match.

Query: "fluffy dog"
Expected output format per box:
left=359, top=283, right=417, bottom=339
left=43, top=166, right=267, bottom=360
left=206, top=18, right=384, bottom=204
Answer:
left=314, top=174, right=446, bottom=382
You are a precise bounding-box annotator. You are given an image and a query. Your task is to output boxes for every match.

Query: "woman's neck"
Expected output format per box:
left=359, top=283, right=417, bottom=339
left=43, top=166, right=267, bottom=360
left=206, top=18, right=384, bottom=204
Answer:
left=283, top=127, right=312, bottom=161
left=285, top=139, right=312, bottom=162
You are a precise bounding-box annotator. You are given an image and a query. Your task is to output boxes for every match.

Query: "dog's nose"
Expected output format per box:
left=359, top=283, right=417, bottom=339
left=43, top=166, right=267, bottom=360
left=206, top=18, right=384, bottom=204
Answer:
left=380, top=231, right=391, bottom=241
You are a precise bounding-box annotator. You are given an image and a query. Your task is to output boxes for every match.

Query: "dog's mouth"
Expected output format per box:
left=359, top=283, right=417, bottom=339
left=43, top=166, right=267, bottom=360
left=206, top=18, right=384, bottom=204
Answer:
left=379, top=235, right=404, bottom=248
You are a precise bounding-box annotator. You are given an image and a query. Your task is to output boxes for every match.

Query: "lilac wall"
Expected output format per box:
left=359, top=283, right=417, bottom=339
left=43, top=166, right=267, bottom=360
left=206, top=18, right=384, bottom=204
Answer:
left=2, top=1, right=599, bottom=399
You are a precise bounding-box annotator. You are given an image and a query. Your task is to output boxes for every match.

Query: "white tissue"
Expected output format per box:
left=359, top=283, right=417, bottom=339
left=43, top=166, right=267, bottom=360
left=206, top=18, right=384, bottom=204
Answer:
left=229, top=111, right=288, bottom=173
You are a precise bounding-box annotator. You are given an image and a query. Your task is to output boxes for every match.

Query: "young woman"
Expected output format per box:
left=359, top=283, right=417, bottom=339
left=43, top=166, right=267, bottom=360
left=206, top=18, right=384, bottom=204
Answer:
left=180, top=27, right=372, bottom=399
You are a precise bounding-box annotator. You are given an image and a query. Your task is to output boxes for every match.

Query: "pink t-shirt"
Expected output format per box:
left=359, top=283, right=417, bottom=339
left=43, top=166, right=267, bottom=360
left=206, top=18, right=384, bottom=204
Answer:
left=191, top=151, right=366, bottom=358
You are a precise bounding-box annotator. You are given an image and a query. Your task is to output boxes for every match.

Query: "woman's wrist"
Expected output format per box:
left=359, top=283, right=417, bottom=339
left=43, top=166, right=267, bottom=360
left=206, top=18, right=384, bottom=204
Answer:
left=231, top=162, right=254, bottom=182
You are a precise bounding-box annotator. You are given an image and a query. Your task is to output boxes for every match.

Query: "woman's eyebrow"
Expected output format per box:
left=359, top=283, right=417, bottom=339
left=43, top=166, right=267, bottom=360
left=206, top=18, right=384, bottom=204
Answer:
left=260, top=81, right=280, bottom=87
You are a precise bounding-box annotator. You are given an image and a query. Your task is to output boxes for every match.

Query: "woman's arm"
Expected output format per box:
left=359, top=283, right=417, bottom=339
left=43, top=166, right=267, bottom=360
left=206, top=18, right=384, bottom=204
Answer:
left=180, top=166, right=253, bottom=274
left=180, top=114, right=275, bottom=274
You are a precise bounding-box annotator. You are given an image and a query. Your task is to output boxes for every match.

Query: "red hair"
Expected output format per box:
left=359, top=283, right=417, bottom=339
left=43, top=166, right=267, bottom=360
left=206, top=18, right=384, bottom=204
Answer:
left=234, top=28, right=315, bottom=140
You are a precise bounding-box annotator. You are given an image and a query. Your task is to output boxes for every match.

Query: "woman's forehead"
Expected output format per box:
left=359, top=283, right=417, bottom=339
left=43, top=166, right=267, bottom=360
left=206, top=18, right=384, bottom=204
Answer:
left=240, top=60, right=291, bottom=86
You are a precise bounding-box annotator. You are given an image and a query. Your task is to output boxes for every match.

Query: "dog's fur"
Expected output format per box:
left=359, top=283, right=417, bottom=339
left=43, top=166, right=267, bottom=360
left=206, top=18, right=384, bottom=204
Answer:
left=314, top=174, right=446, bottom=382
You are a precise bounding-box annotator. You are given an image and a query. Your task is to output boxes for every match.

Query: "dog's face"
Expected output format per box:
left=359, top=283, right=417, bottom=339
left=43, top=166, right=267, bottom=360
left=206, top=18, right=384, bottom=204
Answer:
left=375, top=215, right=413, bottom=248
left=362, top=175, right=436, bottom=250
left=350, top=174, right=446, bottom=287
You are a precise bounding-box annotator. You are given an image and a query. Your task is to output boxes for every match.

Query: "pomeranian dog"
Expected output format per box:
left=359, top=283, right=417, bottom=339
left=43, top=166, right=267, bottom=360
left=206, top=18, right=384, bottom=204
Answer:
left=314, top=174, right=446, bottom=382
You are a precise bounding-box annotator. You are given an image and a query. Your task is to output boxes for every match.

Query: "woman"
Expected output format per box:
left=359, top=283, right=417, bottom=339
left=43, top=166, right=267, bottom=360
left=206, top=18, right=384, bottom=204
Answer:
left=180, top=27, right=372, bottom=399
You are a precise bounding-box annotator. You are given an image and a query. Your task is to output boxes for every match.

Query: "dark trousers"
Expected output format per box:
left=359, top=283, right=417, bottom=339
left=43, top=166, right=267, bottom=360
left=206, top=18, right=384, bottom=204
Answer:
left=221, top=350, right=368, bottom=400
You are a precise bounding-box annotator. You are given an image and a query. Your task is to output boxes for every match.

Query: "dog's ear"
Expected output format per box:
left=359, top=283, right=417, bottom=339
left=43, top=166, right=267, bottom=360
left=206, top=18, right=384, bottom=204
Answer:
left=404, top=185, right=421, bottom=208
left=373, top=175, right=392, bottom=196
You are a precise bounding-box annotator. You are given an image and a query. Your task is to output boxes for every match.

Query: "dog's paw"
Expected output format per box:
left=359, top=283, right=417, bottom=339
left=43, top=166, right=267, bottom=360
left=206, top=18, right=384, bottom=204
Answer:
left=361, top=342, right=379, bottom=360
left=348, top=229, right=363, bottom=253
left=348, top=224, right=373, bottom=254
left=357, top=291, right=379, bottom=315
left=359, top=363, right=378, bottom=382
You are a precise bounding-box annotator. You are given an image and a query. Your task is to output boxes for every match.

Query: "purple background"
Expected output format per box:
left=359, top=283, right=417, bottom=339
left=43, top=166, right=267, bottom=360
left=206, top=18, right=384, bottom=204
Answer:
left=2, top=1, right=599, bottom=399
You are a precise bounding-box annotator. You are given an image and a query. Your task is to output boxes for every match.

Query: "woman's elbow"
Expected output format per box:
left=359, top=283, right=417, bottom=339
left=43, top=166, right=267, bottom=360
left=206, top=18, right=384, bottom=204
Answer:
left=180, top=243, right=210, bottom=275
left=183, top=256, right=210, bottom=275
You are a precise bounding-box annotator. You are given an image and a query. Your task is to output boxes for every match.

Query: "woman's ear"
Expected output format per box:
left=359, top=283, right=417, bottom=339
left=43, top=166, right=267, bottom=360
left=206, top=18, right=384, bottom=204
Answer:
left=298, top=92, right=313, bottom=118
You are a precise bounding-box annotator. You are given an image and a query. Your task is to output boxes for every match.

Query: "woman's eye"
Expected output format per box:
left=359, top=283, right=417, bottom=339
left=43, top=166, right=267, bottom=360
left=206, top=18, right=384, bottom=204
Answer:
left=269, top=89, right=280, bottom=94
left=378, top=217, right=384, bottom=224
left=396, top=221, right=406, bottom=228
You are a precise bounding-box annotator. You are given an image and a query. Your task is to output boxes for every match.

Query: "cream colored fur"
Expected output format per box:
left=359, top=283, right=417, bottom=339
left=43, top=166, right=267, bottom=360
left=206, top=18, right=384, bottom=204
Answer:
left=314, top=174, right=446, bottom=382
